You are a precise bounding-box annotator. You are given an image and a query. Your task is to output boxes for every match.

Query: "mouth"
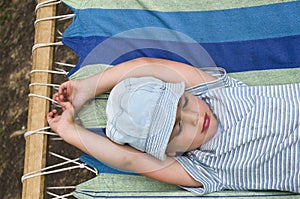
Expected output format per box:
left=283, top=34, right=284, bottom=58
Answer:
left=201, top=113, right=210, bottom=133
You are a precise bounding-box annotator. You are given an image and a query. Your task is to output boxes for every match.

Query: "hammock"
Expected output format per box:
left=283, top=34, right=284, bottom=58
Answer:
left=23, top=0, right=300, bottom=198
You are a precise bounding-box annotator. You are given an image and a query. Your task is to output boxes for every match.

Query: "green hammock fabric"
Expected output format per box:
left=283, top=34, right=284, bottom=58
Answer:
left=73, top=174, right=300, bottom=199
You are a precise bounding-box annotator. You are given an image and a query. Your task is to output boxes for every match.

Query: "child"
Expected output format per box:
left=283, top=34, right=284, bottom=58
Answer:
left=47, top=58, right=299, bottom=195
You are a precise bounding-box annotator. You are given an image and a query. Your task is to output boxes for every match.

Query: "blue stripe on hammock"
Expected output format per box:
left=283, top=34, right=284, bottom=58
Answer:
left=63, top=1, right=300, bottom=196
left=80, top=153, right=138, bottom=175
left=63, top=1, right=300, bottom=76
left=63, top=1, right=300, bottom=43
left=63, top=34, right=300, bottom=76
left=75, top=189, right=300, bottom=198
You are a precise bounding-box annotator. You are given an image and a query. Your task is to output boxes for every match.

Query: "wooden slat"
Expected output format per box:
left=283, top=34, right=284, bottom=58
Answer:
left=22, top=1, right=57, bottom=199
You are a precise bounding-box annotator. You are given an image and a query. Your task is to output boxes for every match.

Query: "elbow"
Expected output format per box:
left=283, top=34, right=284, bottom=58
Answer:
left=114, top=148, right=140, bottom=172
left=119, top=154, right=134, bottom=170
left=116, top=150, right=154, bottom=174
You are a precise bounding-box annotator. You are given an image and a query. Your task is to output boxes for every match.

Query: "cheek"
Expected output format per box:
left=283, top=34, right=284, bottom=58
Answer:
left=177, top=126, right=197, bottom=151
left=167, top=135, right=189, bottom=153
left=166, top=137, right=180, bottom=153
left=184, top=124, right=203, bottom=150
left=184, top=124, right=198, bottom=140
left=167, top=124, right=202, bottom=153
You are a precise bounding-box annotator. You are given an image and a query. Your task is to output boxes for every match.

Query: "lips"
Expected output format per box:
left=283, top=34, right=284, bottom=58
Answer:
left=201, top=113, right=210, bottom=133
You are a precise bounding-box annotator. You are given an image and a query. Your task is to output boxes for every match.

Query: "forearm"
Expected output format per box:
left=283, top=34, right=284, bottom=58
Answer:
left=61, top=123, right=156, bottom=171
left=65, top=124, right=172, bottom=173
left=62, top=124, right=201, bottom=187
left=48, top=99, right=202, bottom=187
left=80, top=58, right=216, bottom=98
left=62, top=124, right=133, bottom=169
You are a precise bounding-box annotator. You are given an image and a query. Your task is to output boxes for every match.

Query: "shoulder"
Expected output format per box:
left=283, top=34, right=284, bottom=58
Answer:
left=186, top=67, right=247, bottom=96
left=175, top=154, right=223, bottom=194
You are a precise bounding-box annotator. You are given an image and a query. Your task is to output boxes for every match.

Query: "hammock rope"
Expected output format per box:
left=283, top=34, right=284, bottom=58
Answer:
left=35, top=0, right=62, bottom=13
left=30, top=68, right=68, bottom=75
left=29, top=82, right=60, bottom=90
left=34, top=14, right=75, bottom=27
left=28, top=93, right=59, bottom=106
left=21, top=152, right=96, bottom=183
left=25, top=80, right=95, bottom=198
left=32, top=41, right=63, bottom=53
left=24, top=126, right=57, bottom=138
left=55, top=62, right=75, bottom=68
left=23, top=1, right=96, bottom=198
left=47, top=191, right=74, bottom=199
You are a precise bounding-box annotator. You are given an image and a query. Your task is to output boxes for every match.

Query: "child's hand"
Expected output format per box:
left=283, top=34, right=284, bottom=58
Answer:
left=58, top=80, right=91, bottom=111
left=47, top=99, right=75, bottom=139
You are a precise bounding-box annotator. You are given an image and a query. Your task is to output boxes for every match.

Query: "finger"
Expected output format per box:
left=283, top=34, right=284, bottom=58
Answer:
left=47, top=112, right=54, bottom=123
left=58, top=100, right=68, bottom=111
left=52, top=93, right=59, bottom=101
left=58, top=82, right=68, bottom=95
left=59, top=93, right=65, bottom=102
left=48, top=109, right=57, bottom=118
left=59, top=101, right=75, bottom=113
left=47, top=111, right=53, bottom=118
left=55, top=93, right=65, bottom=103
left=51, top=109, right=58, bottom=115
left=65, top=101, right=74, bottom=111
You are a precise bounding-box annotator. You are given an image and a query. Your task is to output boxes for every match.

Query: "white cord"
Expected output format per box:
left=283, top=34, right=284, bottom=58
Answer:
left=55, top=62, right=75, bottom=68
left=24, top=130, right=58, bottom=139
left=21, top=152, right=96, bottom=182
left=22, top=159, right=84, bottom=182
left=22, top=165, right=84, bottom=182
left=28, top=93, right=59, bottom=105
left=47, top=186, right=76, bottom=190
left=34, top=14, right=75, bottom=27
left=46, top=191, right=66, bottom=199
left=24, top=126, right=51, bottom=138
left=30, top=68, right=68, bottom=75
left=57, top=29, right=63, bottom=36
left=47, top=191, right=73, bottom=199
left=32, top=41, right=63, bottom=53
left=35, top=0, right=61, bottom=13
left=29, top=82, right=60, bottom=90
left=49, top=152, right=97, bottom=174
left=50, top=137, right=64, bottom=141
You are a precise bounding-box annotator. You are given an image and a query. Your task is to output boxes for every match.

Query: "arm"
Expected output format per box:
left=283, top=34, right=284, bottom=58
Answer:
left=47, top=100, right=202, bottom=187
left=70, top=124, right=201, bottom=187
left=84, top=57, right=216, bottom=94
left=59, top=58, right=216, bottom=110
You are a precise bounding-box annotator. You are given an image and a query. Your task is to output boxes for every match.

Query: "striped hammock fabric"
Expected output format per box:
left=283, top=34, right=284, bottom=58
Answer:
left=62, top=0, right=300, bottom=77
left=59, top=0, right=300, bottom=198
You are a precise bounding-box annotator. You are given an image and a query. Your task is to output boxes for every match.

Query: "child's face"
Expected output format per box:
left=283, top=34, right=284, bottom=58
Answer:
left=166, top=92, right=218, bottom=157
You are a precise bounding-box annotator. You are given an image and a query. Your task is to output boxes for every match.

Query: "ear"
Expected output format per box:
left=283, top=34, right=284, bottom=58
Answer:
left=166, top=151, right=177, bottom=157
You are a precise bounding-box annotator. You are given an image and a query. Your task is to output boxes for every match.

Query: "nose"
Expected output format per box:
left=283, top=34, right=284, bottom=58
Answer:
left=181, top=109, right=199, bottom=126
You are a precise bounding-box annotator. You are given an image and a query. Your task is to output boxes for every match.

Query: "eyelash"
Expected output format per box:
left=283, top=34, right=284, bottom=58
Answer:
left=177, top=121, right=182, bottom=135
left=182, top=96, right=188, bottom=110
left=176, top=96, right=188, bottom=135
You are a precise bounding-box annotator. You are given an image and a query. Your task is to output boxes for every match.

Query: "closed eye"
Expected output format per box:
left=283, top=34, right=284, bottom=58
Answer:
left=176, top=121, right=183, bottom=136
left=182, top=96, right=188, bottom=109
left=176, top=96, right=188, bottom=136
left=172, top=95, right=188, bottom=139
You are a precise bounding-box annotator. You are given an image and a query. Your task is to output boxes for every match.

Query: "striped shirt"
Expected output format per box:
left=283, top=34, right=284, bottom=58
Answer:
left=176, top=68, right=300, bottom=194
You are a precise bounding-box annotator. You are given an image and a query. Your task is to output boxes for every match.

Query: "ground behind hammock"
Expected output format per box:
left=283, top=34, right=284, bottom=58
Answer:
left=0, top=1, right=91, bottom=198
